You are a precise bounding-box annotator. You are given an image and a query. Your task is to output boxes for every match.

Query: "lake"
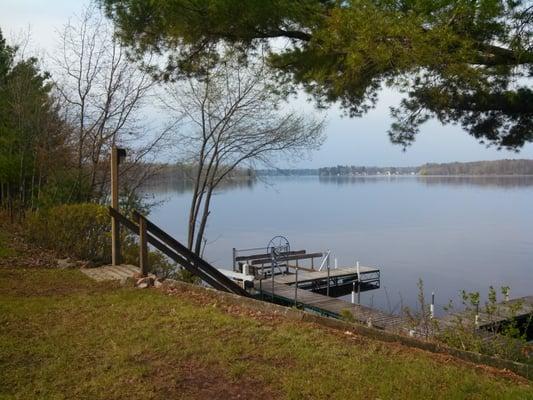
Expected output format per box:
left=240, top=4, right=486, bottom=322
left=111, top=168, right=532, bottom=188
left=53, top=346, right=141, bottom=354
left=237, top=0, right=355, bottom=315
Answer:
left=146, top=175, right=533, bottom=315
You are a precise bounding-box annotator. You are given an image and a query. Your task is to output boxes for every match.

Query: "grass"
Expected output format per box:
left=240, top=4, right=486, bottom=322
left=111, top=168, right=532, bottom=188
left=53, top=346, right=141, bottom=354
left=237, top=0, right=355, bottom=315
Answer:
left=0, top=231, right=16, bottom=258
left=0, top=267, right=532, bottom=399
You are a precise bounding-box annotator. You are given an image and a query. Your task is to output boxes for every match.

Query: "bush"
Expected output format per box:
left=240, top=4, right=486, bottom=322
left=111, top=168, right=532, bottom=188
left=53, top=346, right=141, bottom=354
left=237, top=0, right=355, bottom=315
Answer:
left=25, top=203, right=111, bottom=263
left=25, top=203, right=201, bottom=283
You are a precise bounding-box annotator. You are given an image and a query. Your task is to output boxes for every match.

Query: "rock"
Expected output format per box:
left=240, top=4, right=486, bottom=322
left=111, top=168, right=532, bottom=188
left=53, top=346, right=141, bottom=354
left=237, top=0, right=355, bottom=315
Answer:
left=137, top=281, right=150, bottom=289
left=76, top=260, right=95, bottom=269
left=154, top=279, right=163, bottom=288
left=56, top=258, right=76, bottom=269
left=135, top=276, right=154, bottom=288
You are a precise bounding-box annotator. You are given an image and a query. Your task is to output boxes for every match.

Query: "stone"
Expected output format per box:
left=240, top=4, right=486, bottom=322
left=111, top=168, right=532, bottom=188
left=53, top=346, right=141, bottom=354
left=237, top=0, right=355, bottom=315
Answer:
left=137, top=281, right=150, bottom=289
left=135, top=276, right=154, bottom=288
left=56, top=258, right=76, bottom=269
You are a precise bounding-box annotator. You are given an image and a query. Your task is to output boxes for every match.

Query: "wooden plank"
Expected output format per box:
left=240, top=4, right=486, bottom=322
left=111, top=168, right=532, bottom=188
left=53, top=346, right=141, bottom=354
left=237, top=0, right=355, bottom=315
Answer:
left=250, top=252, right=324, bottom=266
left=236, top=250, right=306, bottom=262
left=131, top=210, right=250, bottom=297
left=273, top=266, right=380, bottom=285
left=105, top=265, right=136, bottom=279
left=119, top=264, right=141, bottom=274
left=112, top=208, right=245, bottom=295
left=255, top=280, right=406, bottom=330
left=89, top=267, right=124, bottom=281
left=139, top=215, right=148, bottom=276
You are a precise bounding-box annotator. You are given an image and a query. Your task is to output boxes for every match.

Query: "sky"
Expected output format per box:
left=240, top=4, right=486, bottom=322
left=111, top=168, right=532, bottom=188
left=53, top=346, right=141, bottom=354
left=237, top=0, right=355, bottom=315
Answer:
left=2, top=0, right=533, bottom=168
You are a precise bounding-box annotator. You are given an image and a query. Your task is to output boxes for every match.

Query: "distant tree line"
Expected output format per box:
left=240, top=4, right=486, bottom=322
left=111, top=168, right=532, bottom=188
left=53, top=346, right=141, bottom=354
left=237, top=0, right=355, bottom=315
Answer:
left=145, top=163, right=256, bottom=186
left=256, top=169, right=318, bottom=176
left=419, top=160, right=533, bottom=176
left=317, top=160, right=533, bottom=177
left=319, top=166, right=418, bottom=176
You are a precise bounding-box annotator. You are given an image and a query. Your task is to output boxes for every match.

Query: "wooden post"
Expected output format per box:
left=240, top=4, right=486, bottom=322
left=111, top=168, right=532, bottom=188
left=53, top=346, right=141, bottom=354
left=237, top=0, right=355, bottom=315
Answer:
left=111, top=146, right=121, bottom=265
left=326, top=263, right=330, bottom=297
left=139, top=214, right=148, bottom=277
left=356, top=261, right=361, bottom=305
left=294, top=267, right=298, bottom=307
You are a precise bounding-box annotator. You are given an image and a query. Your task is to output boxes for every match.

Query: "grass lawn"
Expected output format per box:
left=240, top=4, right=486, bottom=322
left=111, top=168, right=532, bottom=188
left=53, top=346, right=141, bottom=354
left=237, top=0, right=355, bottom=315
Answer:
left=0, top=267, right=532, bottom=400
left=0, top=231, right=16, bottom=258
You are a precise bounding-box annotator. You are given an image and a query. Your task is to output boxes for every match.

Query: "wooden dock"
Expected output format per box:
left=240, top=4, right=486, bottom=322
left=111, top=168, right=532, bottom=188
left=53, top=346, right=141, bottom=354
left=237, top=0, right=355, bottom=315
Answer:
left=273, top=265, right=379, bottom=285
left=80, top=264, right=141, bottom=281
left=438, top=296, right=533, bottom=331
left=254, top=268, right=407, bottom=332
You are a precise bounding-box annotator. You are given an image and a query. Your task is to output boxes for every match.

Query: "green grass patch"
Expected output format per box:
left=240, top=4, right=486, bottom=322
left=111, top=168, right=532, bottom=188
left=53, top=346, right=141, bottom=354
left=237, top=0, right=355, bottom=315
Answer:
left=0, top=268, right=532, bottom=399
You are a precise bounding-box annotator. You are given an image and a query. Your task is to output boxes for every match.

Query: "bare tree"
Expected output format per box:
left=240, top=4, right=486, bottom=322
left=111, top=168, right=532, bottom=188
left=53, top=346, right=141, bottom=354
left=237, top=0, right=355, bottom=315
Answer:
left=163, top=54, right=325, bottom=254
left=51, top=3, right=168, bottom=202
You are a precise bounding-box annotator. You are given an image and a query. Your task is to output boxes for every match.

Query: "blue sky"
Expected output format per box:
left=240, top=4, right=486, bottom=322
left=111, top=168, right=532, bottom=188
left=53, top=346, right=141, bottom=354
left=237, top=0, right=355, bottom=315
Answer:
left=2, top=0, right=533, bottom=168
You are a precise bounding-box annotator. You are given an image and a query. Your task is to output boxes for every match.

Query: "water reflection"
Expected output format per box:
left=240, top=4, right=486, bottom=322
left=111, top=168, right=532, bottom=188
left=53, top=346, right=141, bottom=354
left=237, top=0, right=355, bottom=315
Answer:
left=143, top=177, right=256, bottom=194
left=417, top=175, right=533, bottom=188
left=318, top=175, right=533, bottom=188
left=147, top=175, right=533, bottom=314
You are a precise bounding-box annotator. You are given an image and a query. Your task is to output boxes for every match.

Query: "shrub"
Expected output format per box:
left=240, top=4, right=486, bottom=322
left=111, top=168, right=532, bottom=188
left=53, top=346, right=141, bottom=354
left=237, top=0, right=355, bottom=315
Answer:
left=25, top=203, right=111, bottom=263
left=25, top=203, right=201, bottom=284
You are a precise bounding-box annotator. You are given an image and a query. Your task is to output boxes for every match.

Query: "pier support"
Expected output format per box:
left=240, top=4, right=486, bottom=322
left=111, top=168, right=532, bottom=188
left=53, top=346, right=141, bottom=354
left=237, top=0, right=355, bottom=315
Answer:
left=294, top=267, right=299, bottom=307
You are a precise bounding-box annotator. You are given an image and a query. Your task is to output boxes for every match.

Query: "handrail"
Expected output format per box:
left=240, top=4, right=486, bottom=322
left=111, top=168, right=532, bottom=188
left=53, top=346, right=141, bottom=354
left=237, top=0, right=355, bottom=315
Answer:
left=109, top=207, right=249, bottom=297
left=318, top=250, right=331, bottom=272
left=131, top=211, right=249, bottom=296
left=249, top=252, right=323, bottom=266
left=235, top=250, right=306, bottom=262
left=110, top=208, right=230, bottom=292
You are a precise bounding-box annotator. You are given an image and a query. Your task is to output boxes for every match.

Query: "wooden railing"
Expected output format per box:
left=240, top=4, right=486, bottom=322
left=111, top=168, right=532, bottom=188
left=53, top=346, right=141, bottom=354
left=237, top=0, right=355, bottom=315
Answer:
left=109, top=207, right=250, bottom=297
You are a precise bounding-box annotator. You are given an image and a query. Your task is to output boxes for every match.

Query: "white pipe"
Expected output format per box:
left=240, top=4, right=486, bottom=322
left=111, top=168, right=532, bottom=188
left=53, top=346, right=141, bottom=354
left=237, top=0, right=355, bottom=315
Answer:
left=318, top=250, right=330, bottom=271
left=430, top=291, right=435, bottom=319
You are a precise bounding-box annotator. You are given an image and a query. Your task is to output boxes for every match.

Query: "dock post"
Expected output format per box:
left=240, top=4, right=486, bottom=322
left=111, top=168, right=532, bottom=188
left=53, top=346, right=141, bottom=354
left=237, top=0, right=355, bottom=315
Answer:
left=334, top=257, right=338, bottom=269
left=351, top=282, right=356, bottom=304
left=326, top=263, right=330, bottom=297
left=356, top=261, right=361, bottom=304
left=271, top=256, right=275, bottom=302
left=259, top=277, right=263, bottom=300
left=242, top=263, right=249, bottom=289
left=138, top=214, right=148, bottom=277
left=232, top=248, right=236, bottom=272
left=430, top=291, right=435, bottom=319
left=294, top=267, right=298, bottom=307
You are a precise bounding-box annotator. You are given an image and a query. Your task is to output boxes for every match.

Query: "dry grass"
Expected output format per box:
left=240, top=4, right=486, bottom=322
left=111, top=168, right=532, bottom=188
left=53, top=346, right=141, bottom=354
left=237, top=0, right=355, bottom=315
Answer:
left=0, top=266, right=532, bottom=400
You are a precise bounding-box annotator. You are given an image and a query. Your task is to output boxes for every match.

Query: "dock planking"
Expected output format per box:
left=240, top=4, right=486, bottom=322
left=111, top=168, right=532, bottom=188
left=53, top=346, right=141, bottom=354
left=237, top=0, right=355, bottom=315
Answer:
left=254, top=277, right=408, bottom=332
left=438, top=296, right=533, bottom=330
left=273, top=265, right=379, bottom=285
left=81, top=264, right=142, bottom=281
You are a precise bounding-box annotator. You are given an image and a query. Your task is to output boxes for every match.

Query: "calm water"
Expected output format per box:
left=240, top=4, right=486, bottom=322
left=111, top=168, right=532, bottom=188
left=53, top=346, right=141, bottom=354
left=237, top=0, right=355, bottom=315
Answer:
left=147, top=176, right=533, bottom=315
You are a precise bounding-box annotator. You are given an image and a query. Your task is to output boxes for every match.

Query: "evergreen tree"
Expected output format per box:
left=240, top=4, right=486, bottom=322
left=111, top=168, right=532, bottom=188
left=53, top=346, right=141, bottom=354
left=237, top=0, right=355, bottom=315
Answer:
left=101, top=0, right=533, bottom=149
